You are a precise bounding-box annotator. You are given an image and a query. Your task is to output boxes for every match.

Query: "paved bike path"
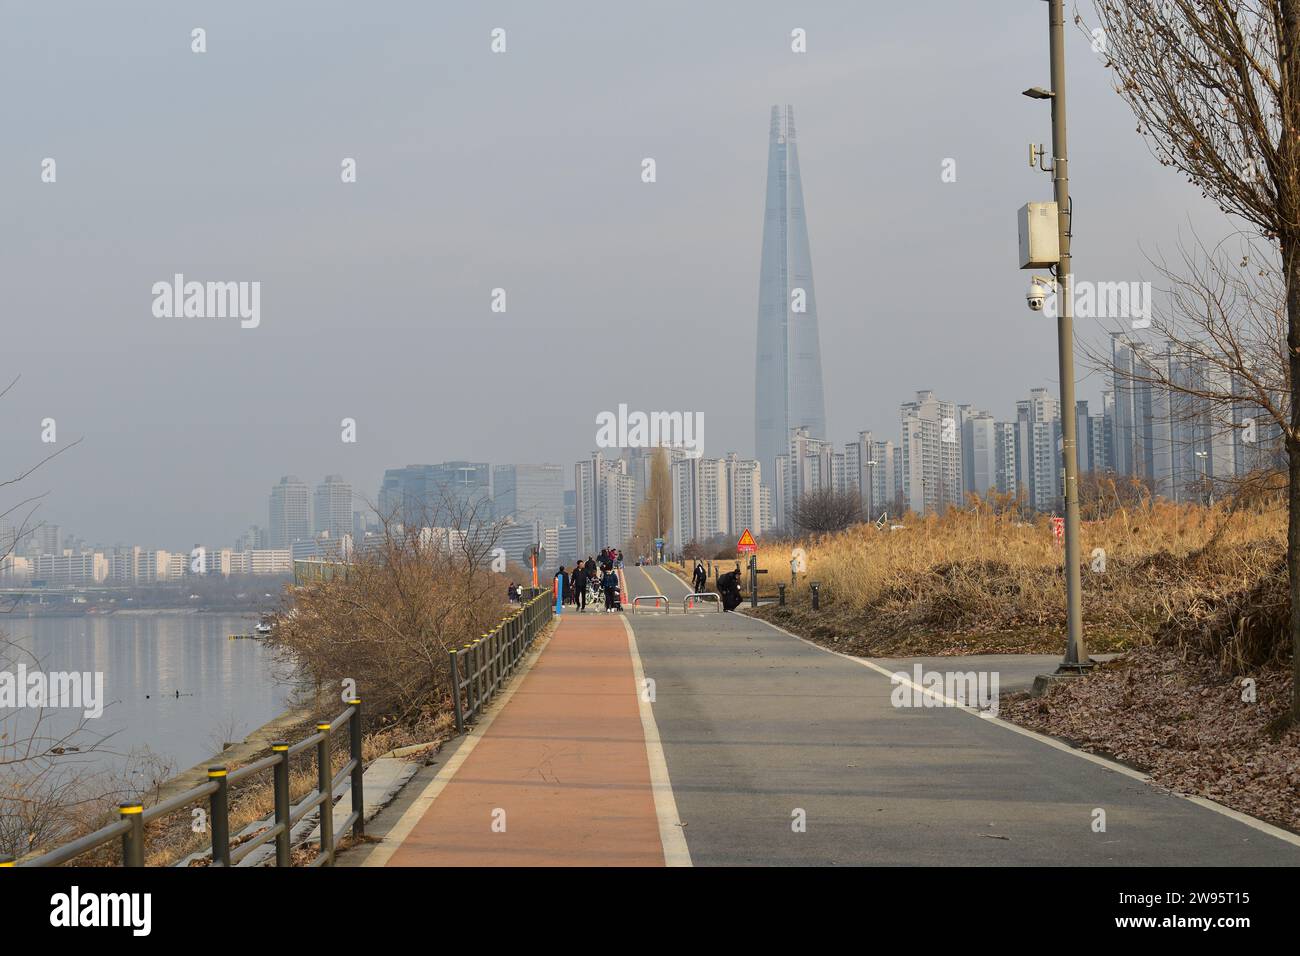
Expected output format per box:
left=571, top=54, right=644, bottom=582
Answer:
left=383, top=611, right=665, bottom=866
left=623, top=563, right=1300, bottom=866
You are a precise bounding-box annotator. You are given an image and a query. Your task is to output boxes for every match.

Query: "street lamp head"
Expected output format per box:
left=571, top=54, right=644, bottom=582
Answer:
left=1022, top=86, right=1054, bottom=100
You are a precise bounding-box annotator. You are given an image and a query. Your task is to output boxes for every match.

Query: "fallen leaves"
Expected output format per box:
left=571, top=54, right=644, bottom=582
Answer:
left=1001, top=645, right=1300, bottom=834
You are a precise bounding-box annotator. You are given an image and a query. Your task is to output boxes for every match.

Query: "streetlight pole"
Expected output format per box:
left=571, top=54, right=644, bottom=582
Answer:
left=1195, top=450, right=1210, bottom=506
left=1028, top=0, right=1087, bottom=670
left=867, top=459, right=877, bottom=520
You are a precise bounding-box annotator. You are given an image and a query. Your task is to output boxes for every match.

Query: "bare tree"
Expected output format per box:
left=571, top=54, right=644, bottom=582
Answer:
left=791, top=488, right=864, bottom=536
left=1084, top=233, right=1287, bottom=500
left=0, top=375, right=82, bottom=593
left=0, top=374, right=107, bottom=858
left=267, top=489, right=507, bottom=728
left=1088, top=0, right=1300, bottom=720
left=630, top=448, right=673, bottom=557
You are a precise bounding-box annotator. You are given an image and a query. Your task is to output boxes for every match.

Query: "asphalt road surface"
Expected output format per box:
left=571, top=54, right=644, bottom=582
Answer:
left=622, top=563, right=1300, bottom=866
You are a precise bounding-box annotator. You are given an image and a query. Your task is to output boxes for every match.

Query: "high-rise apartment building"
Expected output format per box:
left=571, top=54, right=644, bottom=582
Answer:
left=1016, top=388, right=1062, bottom=513
left=776, top=426, right=836, bottom=529
left=574, top=453, right=637, bottom=555
left=269, top=476, right=310, bottom=549
left=313, top=475, right=353, bottom=540
left=725, top=453, right=764, bottom=536
left=898, top=391, right=963, bottom=514
left=961, top=410, right=997, bottom=500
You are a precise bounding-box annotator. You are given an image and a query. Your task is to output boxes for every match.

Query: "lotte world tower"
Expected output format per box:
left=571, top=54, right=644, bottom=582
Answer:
left=754, top=105, right=827, bottom=485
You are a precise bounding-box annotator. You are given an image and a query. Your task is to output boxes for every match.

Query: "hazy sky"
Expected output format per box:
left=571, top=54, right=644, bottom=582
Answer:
left=2, top=1, right=1228, bottom=546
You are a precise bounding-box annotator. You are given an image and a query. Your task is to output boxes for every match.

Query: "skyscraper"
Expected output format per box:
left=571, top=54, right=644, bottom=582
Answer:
left=378, top=462, right=491, bottom=529
left=313, top=474, right=353, bottom=539
left=754, top=105, right=828, bottom=485
left=269, top=476, right=310, bottom=549
left=493, top=464, right=565, bottom=528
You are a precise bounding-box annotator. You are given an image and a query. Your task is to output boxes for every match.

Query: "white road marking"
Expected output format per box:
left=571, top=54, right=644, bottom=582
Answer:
left=620, top=612, right=693, bottom=867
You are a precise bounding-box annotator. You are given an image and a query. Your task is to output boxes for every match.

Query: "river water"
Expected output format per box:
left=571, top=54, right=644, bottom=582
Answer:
left=1, top=611, right=294, bottom=783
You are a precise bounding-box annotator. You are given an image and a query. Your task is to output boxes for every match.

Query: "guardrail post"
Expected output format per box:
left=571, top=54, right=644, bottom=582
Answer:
left=778, top=583, right=786, bottom=606
left=492, top=629, right=501, bottom=691
left=478, top=639, right=487, bottom=704
left=271, top=741, right=291, bottom=867
left=811, top=582, right=821, bottom=610
left=120, top=802, right=144, bottom=867
left=450, top=649, right=464, bottom=733
left=348, top=699, right=364, bottom=838
left=316, top=722, right=334, bottom=865
left=208, top=766, right=231, bottom=867
left=463, top=644, right=475, bottom=719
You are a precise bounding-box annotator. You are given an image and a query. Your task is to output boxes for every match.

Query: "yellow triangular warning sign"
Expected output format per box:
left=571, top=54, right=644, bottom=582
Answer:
left=737, top=528, right=757, bottom=550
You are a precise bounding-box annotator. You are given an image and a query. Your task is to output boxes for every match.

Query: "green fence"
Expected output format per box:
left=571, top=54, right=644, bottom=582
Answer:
left=8, top=700, right=365, bottom=869
left=451, top=586, right=554, bottom=732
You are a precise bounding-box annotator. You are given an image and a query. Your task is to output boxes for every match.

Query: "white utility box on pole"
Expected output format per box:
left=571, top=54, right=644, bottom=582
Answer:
left=1017, top=201, right=1060, bottom=269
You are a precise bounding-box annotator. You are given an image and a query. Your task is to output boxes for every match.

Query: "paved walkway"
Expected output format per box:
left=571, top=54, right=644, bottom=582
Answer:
left=361, top=562, right=1300, bottom=867
left=383, top=611, right=665, bottom=866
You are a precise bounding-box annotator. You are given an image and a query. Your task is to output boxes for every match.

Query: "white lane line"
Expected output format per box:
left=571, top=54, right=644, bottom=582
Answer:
left=620, top=613, right=693, bottom=867
left=361, top=623, right=558, bottom=867
left=744, top=613, right=1300, bottom=850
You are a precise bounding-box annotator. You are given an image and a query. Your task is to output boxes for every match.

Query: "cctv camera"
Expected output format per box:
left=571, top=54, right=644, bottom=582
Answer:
left=1026, top=279, right=1049, bottom=312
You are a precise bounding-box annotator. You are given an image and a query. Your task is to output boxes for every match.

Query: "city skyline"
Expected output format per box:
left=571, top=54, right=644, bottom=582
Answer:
left=10, top=340, right=1241, bottom=562
left=2, top=3, right=1234, bottom=547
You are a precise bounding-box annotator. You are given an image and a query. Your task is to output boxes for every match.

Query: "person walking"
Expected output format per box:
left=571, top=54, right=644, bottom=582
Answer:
left=602, top=566, right=620, bottom=612
left=572, top=561, right=588, bottom=612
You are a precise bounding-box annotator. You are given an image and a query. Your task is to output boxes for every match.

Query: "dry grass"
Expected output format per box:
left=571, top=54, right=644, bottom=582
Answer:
left=736, top=499, right=1288, bottom=661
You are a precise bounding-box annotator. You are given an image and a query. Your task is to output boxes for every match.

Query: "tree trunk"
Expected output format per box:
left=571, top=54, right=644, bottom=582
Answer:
left=1284, top=191, right=1300, bottom=722
left=1289, top=431, right=1300, bottom=721
left=1282, top=0, right=1300, bottom=721
left=1288, top=242, right=1300, bottom=723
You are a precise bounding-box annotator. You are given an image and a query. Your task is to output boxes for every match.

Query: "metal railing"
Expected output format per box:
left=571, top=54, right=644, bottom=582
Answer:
left=11, top=700, right=365, bottom=868
left=631, top=595, right=671, bottom=612
left=450, top=587, right=554, bottom=733
left=684, top=592, right=722, bottom=611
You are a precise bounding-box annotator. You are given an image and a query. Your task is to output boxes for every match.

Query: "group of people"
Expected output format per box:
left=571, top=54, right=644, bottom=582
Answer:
left=555, top=548, right=624, bottom=613
left=526, top=551, right=744, bottom=615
